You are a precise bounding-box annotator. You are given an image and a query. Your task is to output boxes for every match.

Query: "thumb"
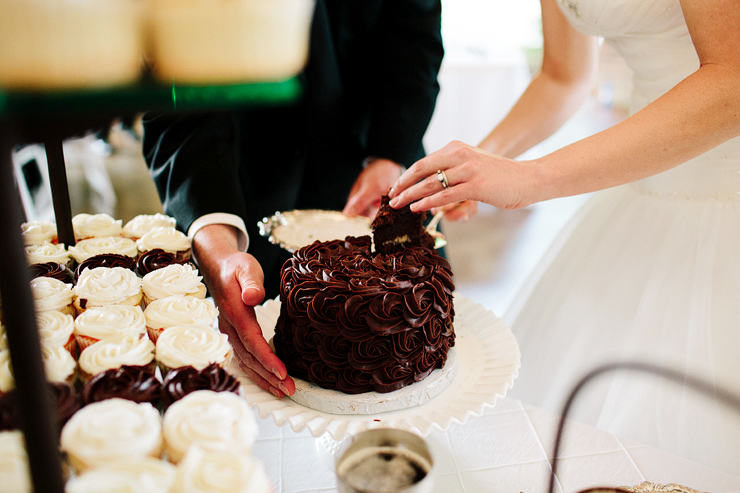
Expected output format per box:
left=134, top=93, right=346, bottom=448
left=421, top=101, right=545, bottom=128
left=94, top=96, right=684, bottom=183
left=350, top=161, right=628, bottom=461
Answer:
left=235, top=262, right=265, bottom=307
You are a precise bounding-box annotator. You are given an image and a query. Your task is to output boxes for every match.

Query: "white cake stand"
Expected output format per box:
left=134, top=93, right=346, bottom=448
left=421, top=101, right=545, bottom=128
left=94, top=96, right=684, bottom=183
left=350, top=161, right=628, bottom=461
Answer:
left=234, top=294, right=521, bottom=441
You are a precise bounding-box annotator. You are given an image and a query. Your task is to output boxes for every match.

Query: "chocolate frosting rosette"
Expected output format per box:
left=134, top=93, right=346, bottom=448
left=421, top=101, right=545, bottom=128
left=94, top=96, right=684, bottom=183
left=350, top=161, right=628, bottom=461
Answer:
left=274, top=236, right=455, bottom=394
left=160, top=363, right=240, bottom=407
left=136, top=248, right=193, bottom=277
left=75, top=253, right=137, bottom=278
left=82, top=364, right=162, bottom=406
left=29, top=261, right=75, bottom=285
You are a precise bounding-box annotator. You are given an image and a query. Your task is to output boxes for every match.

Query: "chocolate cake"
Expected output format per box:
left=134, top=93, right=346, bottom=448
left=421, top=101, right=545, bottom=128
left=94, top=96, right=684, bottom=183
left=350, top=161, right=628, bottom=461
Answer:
left=273, top=198, right=454, bottom=394
left=372, top=195, right=435, bottom=254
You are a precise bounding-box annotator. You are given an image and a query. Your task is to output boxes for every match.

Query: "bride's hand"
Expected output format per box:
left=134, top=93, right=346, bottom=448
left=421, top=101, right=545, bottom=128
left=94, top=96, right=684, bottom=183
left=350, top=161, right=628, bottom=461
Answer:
left=388, top=141, right=536, bottom=212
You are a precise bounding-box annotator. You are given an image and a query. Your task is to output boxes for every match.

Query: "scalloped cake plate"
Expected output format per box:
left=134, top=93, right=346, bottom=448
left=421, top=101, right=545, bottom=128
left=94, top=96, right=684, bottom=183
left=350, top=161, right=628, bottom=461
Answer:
left=258, top=210, right=372, bottom=253
left=233, top=294, right=521, bottom=440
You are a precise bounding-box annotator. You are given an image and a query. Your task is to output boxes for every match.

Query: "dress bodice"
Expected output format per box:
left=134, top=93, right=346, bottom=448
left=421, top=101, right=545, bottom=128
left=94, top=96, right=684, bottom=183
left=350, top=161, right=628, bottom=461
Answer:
left=556, top=0, right=740, bottom=200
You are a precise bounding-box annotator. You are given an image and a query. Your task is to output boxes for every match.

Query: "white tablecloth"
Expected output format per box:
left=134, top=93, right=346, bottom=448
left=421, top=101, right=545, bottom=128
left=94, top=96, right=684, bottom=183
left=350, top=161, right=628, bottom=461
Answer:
left=251, top=397, right=740, bottom=493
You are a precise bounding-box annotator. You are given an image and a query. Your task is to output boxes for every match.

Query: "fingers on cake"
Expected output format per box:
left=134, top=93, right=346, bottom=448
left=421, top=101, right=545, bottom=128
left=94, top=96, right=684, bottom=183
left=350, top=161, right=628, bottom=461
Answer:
left=273, top=196, right=457, bottom=414
left=2, top=212, right=271, bottom=491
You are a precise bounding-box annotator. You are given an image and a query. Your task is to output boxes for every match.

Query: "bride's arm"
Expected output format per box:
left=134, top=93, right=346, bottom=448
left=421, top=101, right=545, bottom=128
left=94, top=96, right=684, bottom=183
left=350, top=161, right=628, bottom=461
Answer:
left=479, top=0, right=599, bottom=159
left=389, top=0, right=740, bottom=212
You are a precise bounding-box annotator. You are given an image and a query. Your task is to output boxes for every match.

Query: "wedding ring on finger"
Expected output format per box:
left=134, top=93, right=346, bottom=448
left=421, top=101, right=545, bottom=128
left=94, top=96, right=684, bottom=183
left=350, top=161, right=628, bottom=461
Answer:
left=436, top=169, right=450, bottom=190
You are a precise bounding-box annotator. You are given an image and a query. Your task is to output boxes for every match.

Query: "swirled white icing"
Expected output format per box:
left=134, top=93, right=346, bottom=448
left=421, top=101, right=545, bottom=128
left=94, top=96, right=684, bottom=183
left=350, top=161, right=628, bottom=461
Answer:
left=65, top=458, right=177, bottom=493
left=142, top=264, right=204, bottom=301
left=74, top=304, right=147, bottom=340
left=123, top=213, right=177, bottom=239
left=68, top=236, right=138, bottom=262
left=78, top=333, right=155, bottom=376
left=0, top=431, right=32, bottom=493
left=72, top=213, right=123, bottom=240
left=0, top=350, right=14, bottom=393
left=60, top=399, right=163, bottom=471
left=24, top=242, right=70, bottom=265
left=74, top=267, right=142, bottom=307
left=21, top=220, right=57, bottom=245
left=144, top=296, right=218, bottom=331
left=162, top=390, right=258, bottom=464
left=41, top=344, right=76, bottom=383
left=155, top=325, right=230, bottom=370
left=30, top=277, right=73, bottom=312
left=36, top=311, right=74, bottom=347
left=174, top=445, right=272, bottom=493
left=136, top=227, right=190, bottom=254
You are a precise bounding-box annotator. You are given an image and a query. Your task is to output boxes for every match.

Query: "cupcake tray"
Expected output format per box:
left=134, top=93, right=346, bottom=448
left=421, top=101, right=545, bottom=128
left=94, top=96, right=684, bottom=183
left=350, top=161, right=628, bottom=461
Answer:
left=234, top=294, right=521, bottom=440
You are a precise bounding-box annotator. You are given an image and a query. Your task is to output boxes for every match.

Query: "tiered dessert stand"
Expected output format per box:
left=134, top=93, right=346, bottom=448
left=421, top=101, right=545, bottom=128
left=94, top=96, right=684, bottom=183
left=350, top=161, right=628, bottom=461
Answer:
left=0, top=78, right=302, bottom=492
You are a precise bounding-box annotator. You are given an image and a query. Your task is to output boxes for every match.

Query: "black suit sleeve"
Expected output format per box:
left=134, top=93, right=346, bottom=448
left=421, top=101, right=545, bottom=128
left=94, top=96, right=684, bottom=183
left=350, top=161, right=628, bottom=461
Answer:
left=141, top=111, right=248, bottom=234
left=363, top=0, right=444, bottom=165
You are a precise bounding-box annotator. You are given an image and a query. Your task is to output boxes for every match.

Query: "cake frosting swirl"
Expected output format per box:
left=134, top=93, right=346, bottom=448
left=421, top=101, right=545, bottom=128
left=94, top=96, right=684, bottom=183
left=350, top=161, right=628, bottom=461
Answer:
left=274, top=235, right=455, bottom=394
left=74, top=304, right=147, bottom=346
left=21, top=220, right=57, bottom=245
left=136, top=226, right=191, bottom=255
left=29, top=276, right=74, bottom=314
left=136, top=248, right=193, bottom=276
left=82, top=365, right=162, bottom=406
left=155, top=325, right=231, bottom=371
left=161, top=363, right=240, bottom=407
left=24, top=242, right=71, bottom=266
left=36, top=310, right=75, bottom=349
left=65, top=458, right=177, bottom=493
left=73, top=266, right=142, bottom=310
left=144, top=296, right=218, bottom=341
left=78, top=333, right=155, bottom=379
left=123, top=213, right=177, bottom=239
left=72, top=213, right=123, bottom=240
left=174, top=445, right=272, bottom=493
left=68, top=236, right=139, bottom=263
left=28, top=261, right=75, bottom=285
left=75, top=253, right=137, bottom=278
left=142, top=263, right=206, bottom=304
left=60, top=398, right=163, bottom=472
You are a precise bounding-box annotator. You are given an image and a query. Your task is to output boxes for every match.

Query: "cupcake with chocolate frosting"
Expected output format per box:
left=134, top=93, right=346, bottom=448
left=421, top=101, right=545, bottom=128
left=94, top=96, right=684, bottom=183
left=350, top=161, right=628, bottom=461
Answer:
left=136, top=248, right=193, bottom=277
left=1, top=382, right=83, bottom=432
left=161, top=363, right=239, bottom=407
left=29, top=261, right=75, bottom=285
left=82, top=364, right=162, bottom=406
left=75, top=253, right=137, bottom=279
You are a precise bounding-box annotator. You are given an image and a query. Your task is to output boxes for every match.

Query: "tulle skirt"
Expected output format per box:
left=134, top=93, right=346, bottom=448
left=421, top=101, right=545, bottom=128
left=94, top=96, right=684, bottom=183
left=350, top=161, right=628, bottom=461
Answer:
left=504, top=183, right=740, bottom=475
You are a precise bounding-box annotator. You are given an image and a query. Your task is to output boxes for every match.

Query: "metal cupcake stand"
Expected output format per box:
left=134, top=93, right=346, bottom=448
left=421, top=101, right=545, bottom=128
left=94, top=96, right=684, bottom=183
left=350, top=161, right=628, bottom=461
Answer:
left=0, top=78, right=302, bottom=492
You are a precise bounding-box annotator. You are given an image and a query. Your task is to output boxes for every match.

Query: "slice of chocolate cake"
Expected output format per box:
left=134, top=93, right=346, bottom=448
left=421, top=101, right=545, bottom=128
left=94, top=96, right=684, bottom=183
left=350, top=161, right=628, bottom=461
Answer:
left=372, top=195, right=435, bottom=254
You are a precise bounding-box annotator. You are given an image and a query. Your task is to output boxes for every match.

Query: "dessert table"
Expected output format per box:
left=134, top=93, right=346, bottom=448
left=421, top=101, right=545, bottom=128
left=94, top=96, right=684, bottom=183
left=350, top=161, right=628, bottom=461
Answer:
left=250, top=396, right=740, bottom=493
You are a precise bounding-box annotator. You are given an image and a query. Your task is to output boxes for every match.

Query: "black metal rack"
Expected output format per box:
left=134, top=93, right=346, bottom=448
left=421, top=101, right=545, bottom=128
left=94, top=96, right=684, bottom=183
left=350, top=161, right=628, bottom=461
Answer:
left=0, top=77, right=301, bottom=492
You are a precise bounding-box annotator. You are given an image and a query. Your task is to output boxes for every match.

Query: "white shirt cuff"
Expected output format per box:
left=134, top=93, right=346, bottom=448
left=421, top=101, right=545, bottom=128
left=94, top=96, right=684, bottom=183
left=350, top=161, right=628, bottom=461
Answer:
left=187, top=213, right=249, bottom=252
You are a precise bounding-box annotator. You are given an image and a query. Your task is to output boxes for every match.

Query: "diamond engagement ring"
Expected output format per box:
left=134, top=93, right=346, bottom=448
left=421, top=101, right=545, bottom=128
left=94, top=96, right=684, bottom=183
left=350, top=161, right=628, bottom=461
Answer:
left=436, top=169, right=450, bottom=189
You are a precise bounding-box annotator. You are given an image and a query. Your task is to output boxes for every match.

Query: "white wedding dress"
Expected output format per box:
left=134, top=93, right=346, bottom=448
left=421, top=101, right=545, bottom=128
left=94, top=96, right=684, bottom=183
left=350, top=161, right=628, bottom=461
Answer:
left=504, top=0, right=740, bottom=476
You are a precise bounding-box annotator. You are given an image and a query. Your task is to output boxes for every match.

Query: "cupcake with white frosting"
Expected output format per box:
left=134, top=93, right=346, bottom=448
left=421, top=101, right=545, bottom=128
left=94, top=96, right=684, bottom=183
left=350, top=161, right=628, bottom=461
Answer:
left=0, top=350, right=13, bottom=396
left=36, top=311, right=76, bottom=355
left=68, top=236, right=139, bottom=264
left=20, top=220, right=57, bottom=245
left=41, top=344, right=77, bottom=386
left=77, top=332, right=155, bottom=382
left=144, top=296, right=218, bottom=343
left=73, top=267, right=143, bottom=314
left=73, top=304, right=147, bottom=351
left=155, top=325, right=231, bottom=377
left=142, top=263, right=206, bottom=307
left=60, top=398, right=163, bottom=473
left=123, top=213, right=177, bottom=240
left=174, top=445, right=272, bottom=493
left=136, top=226, right=191, bottom=259
left=72, top=213, right=123, bottom=241
left=65, top=457, right=177, bottom=493
left=24, top=242, right=72, bottom=268
left=0, top=431, right=31, bottom=493
left=162, top=390, right=258, bottom=464
left=30, top=276, right=75, bottom=317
